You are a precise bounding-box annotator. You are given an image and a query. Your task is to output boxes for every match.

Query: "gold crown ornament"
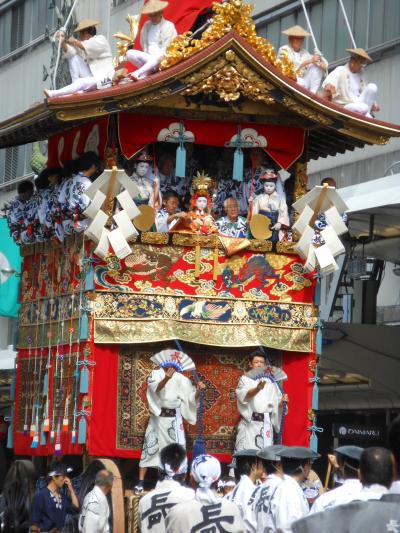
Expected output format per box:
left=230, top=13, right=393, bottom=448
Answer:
left=191, top=171, right=213, bottom=195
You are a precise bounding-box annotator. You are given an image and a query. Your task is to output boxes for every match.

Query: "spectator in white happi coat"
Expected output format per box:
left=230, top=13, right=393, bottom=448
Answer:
left=272, top=447, right=319, bottom=533
left=244, top=445, right=286, bottom=533
left=78, top=469, right=114, bottom=533
left=225, top=449, right=262, bottom=519
left=310, top=445, right=363, bottom=514
left=165, top=454, right=246, bottom=533
left=139, top=443, right=194, bottom=533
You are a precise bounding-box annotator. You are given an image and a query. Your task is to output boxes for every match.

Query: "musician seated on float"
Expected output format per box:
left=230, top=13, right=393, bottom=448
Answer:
left=278, top=25, right=328, bottom=94
left=322, top=48, right=379, bottom=118
left=45, top=20, right=114, bottom=98
left=216, top=197, right=248, bottom=239
left=124, top=0, right=177, bottom=81
left=155, top=190, right=187, bottom=232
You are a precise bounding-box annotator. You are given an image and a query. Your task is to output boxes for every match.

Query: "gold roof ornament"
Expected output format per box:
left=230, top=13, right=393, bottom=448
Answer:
left=113, top=15, right=140, bottom=66
left=161, top=0, right=296, bottom=79
left=346, top=48, right=373, bottom=63
left=191, top=171, right=213, bottom=195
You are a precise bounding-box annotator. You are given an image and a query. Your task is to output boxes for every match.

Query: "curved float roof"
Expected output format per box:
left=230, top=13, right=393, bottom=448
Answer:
left=0, top=32, right=399, bottom=160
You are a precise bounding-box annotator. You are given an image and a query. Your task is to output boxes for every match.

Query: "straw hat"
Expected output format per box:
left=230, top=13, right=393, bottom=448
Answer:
left=282, top=25, right=311, bottom=38
left=141, top=0, right=168, bottom=15
left=346, top=48, right=373, bottom=63
left=74, top=19, right=100, bottom=33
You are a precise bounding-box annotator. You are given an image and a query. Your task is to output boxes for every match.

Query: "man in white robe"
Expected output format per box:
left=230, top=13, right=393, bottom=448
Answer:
left=125, top=0, right=177, bottom=80
left=225, top=449, right=262, bottom=519
left=136, top=364, right=205, bottom=492
left=78, top=470, right=113, bottom=533
left=323, top=48, right=379, bottom=117
left=272, top=447, right=319, bottom=533
left=244, top=445, right=285, bottom=533
left=139, top=444, right=194, bottom=533
left=234, top=353, right=286, bottom=454
left=165, top=454, right=246, bottom=533
left=310, top=445, right=363, bottom=514
left=45, top=20, right=114, bottom=98
left=279, top=25, right=328, bottom=94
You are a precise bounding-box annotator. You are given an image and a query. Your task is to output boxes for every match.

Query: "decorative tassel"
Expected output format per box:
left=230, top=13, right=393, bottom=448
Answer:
left=85, top=256, right=94, bottom=291
left=23, top=424, right=28, bottom=437
left=79, top=366, right=89, bottom=394
left=55, top=442, right=61, bottom=456
left=42, top=371, right=48, bottom=396
left=62, top=418, right=69, bottom=432
left=40, top=424, right=47, bottom=445
left=71, top=430, right=76, bottom=445
left=31, top=434, right=39, bottom=449
left=313, top=274, right=321, bottom=306
left=195, top=243, right=201, bottom=278
left=7, top=420, right=13, bottom=449
left=192, top=436, right=206, bottom=460
left=310, top=431, right=318, bottom=452
left=30, top=424, right=36, bottom=438
left=78, top=416, right=87, bottom=445
left=213, top=243, right=219, bottom=281
left=79, top=313, right=89, bottom=340
left=316, top=324, right=323, bottom=357
left=50, top=430, right=55, bottom=443
left=43, top=418, right=50, bottom=432
left=175, top=143, right=186, bottom=178
left=312, top=381, right=319, bottom=411
left=232, top=147, right=244, bottom=182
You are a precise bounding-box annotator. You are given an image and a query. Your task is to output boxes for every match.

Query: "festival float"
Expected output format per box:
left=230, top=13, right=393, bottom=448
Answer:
left=1, top=0, right=400, bottom=529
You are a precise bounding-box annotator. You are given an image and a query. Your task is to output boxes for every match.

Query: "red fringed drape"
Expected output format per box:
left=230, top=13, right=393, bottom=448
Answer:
left=282, top=351, right=314, bottom=447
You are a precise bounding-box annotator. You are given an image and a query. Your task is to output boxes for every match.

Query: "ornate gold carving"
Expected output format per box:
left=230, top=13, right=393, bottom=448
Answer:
left=161, top=0, right=296, bottom=79
left=182, top=51, right=275, bottom=104
left=294, top=162, right=308, bottom=202
left=276, top=242, right=298, bottom=254
left=94, top=319, right=312, bottom=351
left=118, top=88, right=173, bottom=111
left=141, top=232, right=169, bottom=245
left=282, top=96, right=333, bottom=126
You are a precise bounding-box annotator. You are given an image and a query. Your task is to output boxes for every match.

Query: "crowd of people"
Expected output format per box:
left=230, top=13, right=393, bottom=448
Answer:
left=1, top=413, right=400, bottom=532
left=3, top=146, right=298, bottom=246
left=43, top=2, right=380, bottom=120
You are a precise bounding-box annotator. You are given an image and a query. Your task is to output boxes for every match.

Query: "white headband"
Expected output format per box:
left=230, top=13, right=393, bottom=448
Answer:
left=160, top=457, right=188, bottom=480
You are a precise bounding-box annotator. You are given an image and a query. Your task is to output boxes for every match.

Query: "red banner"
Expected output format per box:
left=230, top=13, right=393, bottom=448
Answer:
left=119, top=113, right=305, bottom=170
left=47, top=117, right=109, bottom=167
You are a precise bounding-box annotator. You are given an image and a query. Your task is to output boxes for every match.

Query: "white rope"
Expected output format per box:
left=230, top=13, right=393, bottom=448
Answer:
left=299, top=0, right=319, bottom=52
left=52, top=0, right=80, bottom=88
left=337, top=0, right=357, bottom=48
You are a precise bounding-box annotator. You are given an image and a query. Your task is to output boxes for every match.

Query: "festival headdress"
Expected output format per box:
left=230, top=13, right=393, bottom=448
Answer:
left=191, top=454, right=221, bottom=504
left=150, top=349, right=196, bottom=372
left=136, top=151, right=153, bottom=163
left=260, top=169, right=279, bottom=181
left=191, top=171, right=213, bottom=208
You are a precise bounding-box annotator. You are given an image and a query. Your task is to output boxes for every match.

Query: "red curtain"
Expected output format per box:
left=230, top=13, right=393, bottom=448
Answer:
left=281, top=351, right=314, bottom=447
left=119, top=113, right=305, bottom=170
left=47, top=117, right=109, bottom=167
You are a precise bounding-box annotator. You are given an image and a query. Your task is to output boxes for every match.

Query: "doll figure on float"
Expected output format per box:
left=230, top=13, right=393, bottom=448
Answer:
left=129, top=151, right=162, bottom=208
left=171, top=172, right=218, bottom=235
left=250, top=169, right=290, bottom=243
